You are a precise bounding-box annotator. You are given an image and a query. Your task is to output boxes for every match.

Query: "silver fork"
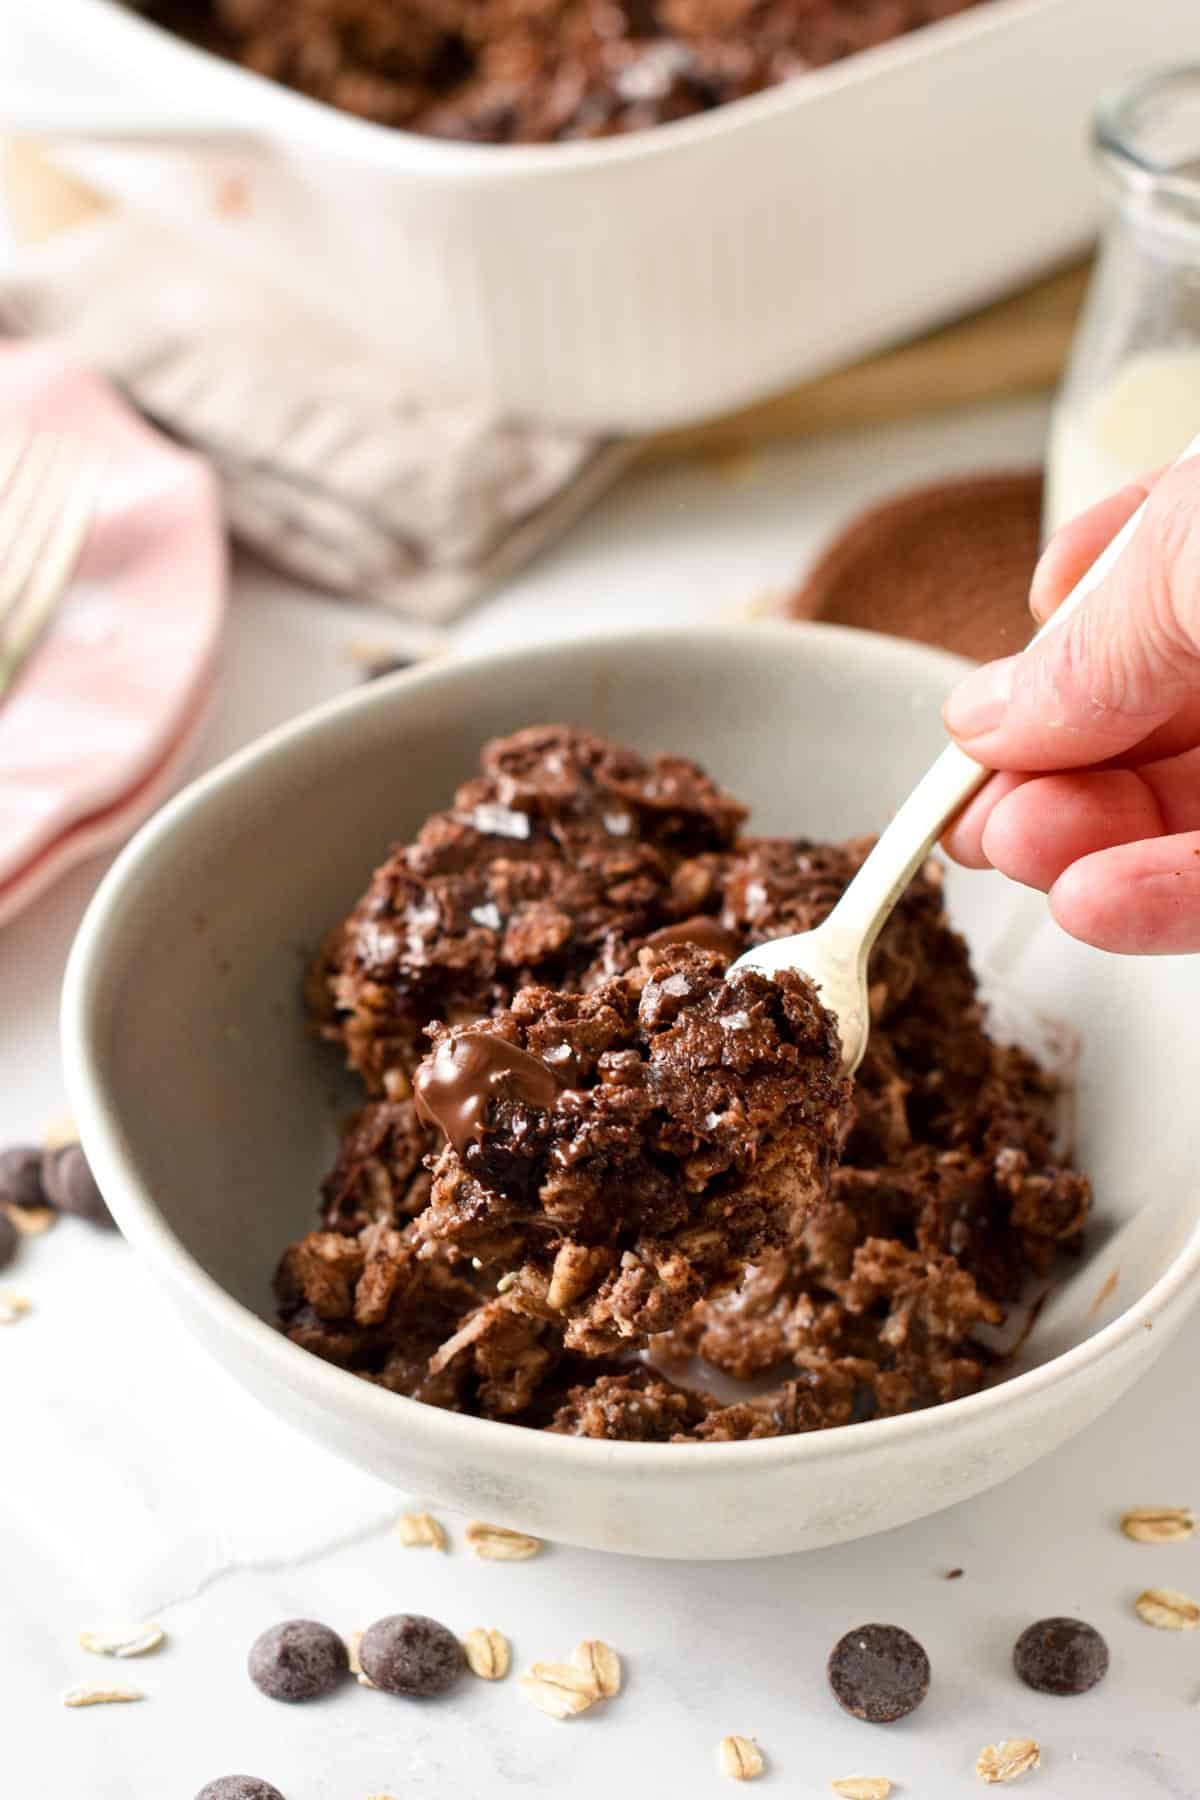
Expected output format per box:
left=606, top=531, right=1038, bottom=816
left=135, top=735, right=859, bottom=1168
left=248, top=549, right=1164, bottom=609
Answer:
left=731, top=425, right=1200, bottom=1074
left=0, top=432, right=106, bottom=704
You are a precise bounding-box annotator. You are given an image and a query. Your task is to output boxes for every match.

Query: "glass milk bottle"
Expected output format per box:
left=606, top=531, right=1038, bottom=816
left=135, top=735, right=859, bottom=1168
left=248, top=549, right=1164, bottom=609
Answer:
left=1046, top=67, right=1200, bottom=536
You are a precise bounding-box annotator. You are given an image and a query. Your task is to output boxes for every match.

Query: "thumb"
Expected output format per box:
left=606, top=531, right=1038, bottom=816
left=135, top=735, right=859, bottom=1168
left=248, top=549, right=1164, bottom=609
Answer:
left=943, top=462, right=1200, bottom=771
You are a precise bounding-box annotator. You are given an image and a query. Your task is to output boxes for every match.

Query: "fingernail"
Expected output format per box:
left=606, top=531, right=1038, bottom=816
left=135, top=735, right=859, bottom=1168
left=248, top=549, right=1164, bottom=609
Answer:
left=942, top=660, right=1012, bottom=741
left=1028, top=541, right=1057, bottom=624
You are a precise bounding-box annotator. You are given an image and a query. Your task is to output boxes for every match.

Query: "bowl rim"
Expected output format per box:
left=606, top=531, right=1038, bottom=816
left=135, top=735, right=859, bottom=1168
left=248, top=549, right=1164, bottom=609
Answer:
left=79, top=0, right=1062, bottom=176
left=61, top=620, right=1200, bottom=1478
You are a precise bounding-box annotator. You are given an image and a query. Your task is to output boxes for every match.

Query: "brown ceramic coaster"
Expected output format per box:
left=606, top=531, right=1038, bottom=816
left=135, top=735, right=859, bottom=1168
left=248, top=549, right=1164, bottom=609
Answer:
left=790, top=469, right=1044, bottom=663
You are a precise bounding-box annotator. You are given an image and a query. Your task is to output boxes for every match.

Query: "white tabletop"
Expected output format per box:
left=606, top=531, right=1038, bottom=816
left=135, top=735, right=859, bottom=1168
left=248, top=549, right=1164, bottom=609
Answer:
left=7, top=394, right=1200, bottom=1800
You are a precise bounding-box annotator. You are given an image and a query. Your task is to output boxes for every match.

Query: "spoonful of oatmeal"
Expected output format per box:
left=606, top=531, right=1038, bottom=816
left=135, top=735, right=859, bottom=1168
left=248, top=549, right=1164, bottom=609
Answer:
left=411, top=942, right=850, bottom=1354
left=729, top=453, right=1191, bottom=1072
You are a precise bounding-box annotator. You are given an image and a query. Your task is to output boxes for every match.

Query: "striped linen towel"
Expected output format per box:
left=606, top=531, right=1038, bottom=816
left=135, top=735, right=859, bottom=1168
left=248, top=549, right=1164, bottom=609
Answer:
left=0, top=208, right=631, bottom=621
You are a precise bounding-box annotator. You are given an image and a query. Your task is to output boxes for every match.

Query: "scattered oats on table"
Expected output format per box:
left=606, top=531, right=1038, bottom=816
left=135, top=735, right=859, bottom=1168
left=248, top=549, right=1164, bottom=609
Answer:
left=571, top=1639, right=621, bottom=1697
left=0, top=1290, right=31, bottom=1324
left=519, top=1661, right=602, bottom=1719
left=719, top=1736, right=765, bottom=1780
left=63, top=1685, right=145, bottom=1708
left=79, top=1622, right=165, bottom=1658
left=1135, top=1587, right=1200, bottom=1630
left=1121, top=1507, right=1195, bottom=1544
left=976, top=1739, right=1041, bottom=1784
left=465, top=1521, right=542, bottom=1562
left=463, top=1627, right=510, bottom=1680
left=396, top=1510, right=447, bottom=1550
left=832, top=1780, right=892, bottom=1800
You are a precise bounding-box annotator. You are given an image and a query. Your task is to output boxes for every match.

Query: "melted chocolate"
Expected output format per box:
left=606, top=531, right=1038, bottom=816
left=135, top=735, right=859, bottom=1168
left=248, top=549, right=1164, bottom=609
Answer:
left=414, top=1033, right=563, bottom=1156
left=644, top=915, right=741, bottom=960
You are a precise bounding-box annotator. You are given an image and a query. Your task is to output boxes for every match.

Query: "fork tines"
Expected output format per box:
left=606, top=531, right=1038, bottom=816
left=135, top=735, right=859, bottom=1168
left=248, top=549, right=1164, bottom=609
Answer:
left=0, top=430, right=105, bottom=704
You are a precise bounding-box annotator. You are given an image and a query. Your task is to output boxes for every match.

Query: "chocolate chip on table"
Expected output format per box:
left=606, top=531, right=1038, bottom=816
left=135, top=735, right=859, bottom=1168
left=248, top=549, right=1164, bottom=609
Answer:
left=40, top=1145, right=115, bottom=1229
left=0, top=1146, right=46, bottom=1211
left=247, top=1620, right=348, bottom=1702
left=195, top=1781, right=285, bottom=1800
left=0, top=1209, right=17, bottom=1272
left=1013, top=1617, right=1109, bottom=1695
left=358, top=1613, right=465, bottom=1697
left=827, top=1624, right=931, bottom=1724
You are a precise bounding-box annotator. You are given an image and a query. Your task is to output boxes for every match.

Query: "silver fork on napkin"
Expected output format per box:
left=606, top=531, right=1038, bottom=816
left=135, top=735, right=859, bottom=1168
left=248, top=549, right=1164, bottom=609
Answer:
left=0, top=431, right=105, bottom=703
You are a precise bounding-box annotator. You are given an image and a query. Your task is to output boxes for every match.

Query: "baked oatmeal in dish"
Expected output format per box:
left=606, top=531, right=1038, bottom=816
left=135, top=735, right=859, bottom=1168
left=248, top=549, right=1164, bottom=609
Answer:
left=144, top=0, right=998, bottom=145
left=275, top=725, right=1091, bottom=1441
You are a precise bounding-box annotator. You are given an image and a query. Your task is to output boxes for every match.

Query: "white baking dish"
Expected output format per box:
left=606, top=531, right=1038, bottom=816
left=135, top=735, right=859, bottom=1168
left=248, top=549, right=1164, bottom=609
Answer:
left=7, top=0, right=1198, bottom=428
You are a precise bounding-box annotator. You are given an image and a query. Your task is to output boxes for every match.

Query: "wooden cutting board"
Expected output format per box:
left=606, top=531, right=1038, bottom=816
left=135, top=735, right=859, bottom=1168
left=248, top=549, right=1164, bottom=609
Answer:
left=1, top=139, right=1088, bottom=457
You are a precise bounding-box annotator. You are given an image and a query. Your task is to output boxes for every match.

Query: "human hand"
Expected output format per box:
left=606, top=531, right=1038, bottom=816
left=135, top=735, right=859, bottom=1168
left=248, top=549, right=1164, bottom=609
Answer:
left=942, top=463, right=1200, bottom=953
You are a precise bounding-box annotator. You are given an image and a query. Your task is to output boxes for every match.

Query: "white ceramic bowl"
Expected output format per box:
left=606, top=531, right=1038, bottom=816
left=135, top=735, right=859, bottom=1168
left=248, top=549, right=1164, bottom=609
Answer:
left=62, top=625, right=1200, bottom=1558
left=11, top=0, right=1200, bottom=427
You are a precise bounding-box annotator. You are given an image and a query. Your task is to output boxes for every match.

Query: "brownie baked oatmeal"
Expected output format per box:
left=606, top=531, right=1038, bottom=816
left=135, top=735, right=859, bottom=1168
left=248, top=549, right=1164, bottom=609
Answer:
left=413, top=944, right=848, bottom=1352
left=144, top=0, right=996, bottom=145
left=274, top=725, right=1092, bottom=1441
left=309, top=723, right=745, bottom=1094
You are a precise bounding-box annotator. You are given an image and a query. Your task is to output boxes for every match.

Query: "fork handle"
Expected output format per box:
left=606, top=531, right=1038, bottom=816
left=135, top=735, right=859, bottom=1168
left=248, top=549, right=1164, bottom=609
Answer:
left=824, top=430, right=1200, bottom=958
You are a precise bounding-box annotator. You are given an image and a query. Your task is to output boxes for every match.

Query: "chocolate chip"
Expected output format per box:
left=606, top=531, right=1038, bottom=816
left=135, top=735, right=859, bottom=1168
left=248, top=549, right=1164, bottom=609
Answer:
left=358, top=1612, right=465, bottom=1697
left=247, top=1620, right=348, bottom=1702
left=827, top=1623, right=930, bottom=1723
left=0, top=1210, right=16, bottom=1272
left=40, top=1146, right=115, bottom=1230
left=0, top=1146, right=46, bottom=1211
left=1013, top=1617, right=1109, bottom=1696
left=195, top=1781, right=285, bottom=1800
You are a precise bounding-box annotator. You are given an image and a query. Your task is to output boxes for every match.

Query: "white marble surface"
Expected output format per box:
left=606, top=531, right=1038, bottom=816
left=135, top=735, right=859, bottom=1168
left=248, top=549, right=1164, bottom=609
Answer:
left=6, top=395, right=1200, bottom=1798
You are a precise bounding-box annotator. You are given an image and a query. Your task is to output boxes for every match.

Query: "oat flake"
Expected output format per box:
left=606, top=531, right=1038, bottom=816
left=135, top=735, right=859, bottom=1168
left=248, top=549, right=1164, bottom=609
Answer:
left=519, top=1661, right=601, bottom=1719
left=465, top=1521, right=542, bottom=1561
left=396, top=1510, right=447, bottom=1550
left=976, top=1739, right=1041, bottom=1784
left=347, top=1630, right=377, bottom=1687
left=79, top=1623, right=165, bottom=1659
left=0, top=1291, right=30, bottom=1324
left=463, top=1627, right=510, bottom=1680
left=718, top=1736, right=764, bottom=1780
left=63, top=1685, right=144, bottom=1708
left=1121, top=1507, right=1195, bottom=1544
left=572, top=1638, right=621, bottom=1697
left=1135, top=1587, right=1200, bottom=1630
left=42, top=1111, right=78, bottom=1150
left=4, top=1203, right=55, bottom=1237
left=832, top=1781, right=892, bottom=1799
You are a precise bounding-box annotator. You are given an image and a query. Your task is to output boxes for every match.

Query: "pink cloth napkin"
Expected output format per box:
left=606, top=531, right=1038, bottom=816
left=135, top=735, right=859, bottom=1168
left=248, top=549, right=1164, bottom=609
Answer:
left=0, top=340, right=226, bottom=926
